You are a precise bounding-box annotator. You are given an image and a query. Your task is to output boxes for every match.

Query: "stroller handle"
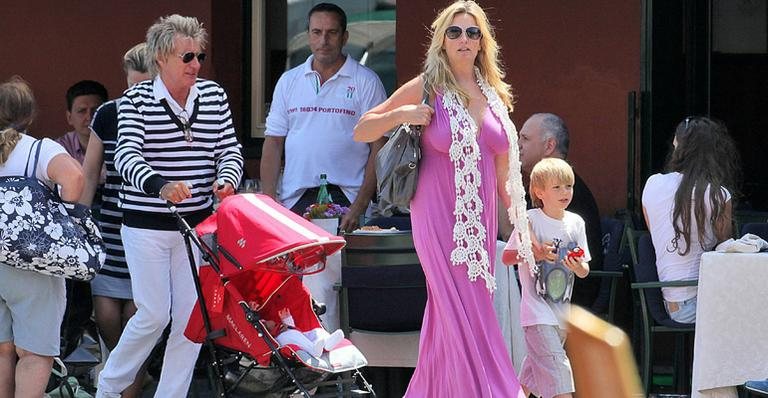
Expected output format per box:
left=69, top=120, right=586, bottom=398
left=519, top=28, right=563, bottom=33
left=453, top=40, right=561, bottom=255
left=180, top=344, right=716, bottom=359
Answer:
left=167, top=201, right=178, bottom=212
left=165, top=202, right=231, bottom=397
left=166, top=201, right=222, bottom=274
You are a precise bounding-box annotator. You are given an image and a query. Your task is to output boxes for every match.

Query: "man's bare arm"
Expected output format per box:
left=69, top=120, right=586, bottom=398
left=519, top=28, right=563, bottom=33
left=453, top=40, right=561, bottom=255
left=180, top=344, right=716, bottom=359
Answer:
left=340, top=137, right=386, bottom=231
left=260, top=136, right=285, bottom=201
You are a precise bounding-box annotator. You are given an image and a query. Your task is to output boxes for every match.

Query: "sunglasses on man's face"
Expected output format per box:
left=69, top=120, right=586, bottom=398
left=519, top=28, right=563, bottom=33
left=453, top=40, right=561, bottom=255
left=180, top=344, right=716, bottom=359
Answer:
left=445, top=26, right=482, bottom=40
left=178, top=52, right=206, bottom=64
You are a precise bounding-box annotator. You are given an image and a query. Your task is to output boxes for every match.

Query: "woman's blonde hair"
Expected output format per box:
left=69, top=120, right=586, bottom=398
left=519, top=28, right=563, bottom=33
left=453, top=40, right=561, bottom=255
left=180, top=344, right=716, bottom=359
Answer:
left=423, top=0, right=513, bottom=110
left=529, top=158, right=574, bottom=208
left=123, top=42, right=151, bottom=74
left=0, top=76, right=36, bottom=165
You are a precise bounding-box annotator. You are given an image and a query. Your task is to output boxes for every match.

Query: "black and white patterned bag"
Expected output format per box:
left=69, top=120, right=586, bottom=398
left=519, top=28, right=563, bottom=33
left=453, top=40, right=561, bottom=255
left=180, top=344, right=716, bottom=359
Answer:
left=0, top=140, right=105, bottom=280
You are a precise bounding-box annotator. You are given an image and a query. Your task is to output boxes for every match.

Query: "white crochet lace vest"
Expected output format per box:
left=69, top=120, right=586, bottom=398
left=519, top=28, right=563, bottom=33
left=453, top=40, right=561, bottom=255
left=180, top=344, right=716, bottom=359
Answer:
left=441, top=68, right=535, bottom=293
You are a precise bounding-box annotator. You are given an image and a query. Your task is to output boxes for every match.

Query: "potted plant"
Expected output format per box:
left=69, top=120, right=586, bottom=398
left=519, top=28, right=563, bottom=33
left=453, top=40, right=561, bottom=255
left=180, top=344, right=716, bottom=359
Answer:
left=303, top=203, right=349, bottom=235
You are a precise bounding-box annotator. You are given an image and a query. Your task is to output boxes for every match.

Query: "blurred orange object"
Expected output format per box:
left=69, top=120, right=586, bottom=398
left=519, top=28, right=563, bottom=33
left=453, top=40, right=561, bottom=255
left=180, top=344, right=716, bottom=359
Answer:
left=566, top=305, right=644, bottom=398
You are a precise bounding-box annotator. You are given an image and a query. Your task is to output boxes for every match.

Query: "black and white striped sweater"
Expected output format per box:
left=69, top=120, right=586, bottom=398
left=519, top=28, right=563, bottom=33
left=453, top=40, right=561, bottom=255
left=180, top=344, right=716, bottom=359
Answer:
left=115, top=78, right=243, bottom=230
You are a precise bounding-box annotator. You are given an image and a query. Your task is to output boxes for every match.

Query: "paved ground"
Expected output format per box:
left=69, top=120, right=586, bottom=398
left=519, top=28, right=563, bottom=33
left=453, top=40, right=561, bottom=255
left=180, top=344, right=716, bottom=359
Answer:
left=140, top=376, right=216, bottom=397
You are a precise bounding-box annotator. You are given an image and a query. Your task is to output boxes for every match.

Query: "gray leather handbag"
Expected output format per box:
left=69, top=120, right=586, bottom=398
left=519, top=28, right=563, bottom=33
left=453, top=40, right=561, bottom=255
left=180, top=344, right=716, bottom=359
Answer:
left=375, top=85, right=430, bottom=216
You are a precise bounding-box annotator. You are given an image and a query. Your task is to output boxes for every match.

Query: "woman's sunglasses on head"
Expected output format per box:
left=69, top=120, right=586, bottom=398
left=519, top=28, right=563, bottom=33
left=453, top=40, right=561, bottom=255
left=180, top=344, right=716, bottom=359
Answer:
left=445, top=26, right=482, bottom=40
left=684, top=116, right=702, bottom=130
left=179, top=52, right=206, bottom=64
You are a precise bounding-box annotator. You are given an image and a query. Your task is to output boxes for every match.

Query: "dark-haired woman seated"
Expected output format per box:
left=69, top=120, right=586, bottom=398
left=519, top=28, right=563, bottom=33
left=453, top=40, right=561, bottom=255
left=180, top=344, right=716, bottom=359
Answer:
left=642, top=116, right=740, bottom=323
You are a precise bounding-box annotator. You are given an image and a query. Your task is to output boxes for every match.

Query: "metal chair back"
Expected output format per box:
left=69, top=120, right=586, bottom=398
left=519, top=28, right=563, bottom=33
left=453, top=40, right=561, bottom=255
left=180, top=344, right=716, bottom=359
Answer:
left=741, top=222, right=768, bottom=241
left=630, top=232, right=696, bottom=394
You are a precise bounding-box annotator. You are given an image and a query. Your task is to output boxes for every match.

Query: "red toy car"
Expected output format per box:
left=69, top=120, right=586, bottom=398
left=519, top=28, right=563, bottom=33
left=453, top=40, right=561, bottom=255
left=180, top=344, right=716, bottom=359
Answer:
left=567, top=247, right=585, bottom=259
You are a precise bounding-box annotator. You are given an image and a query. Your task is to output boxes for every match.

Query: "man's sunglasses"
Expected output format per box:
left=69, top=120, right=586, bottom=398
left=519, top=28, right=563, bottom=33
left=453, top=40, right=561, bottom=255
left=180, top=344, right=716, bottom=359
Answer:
left=445, top=26, right=482, bottom=40
left=178, top=52, right=206, bottom=64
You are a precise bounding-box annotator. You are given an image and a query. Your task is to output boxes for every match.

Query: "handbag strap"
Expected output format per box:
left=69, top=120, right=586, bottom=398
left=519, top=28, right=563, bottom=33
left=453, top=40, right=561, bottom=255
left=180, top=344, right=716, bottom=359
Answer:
left=420, top=76, right=430, bottom=105
left=23, top=139, right=43, bottom=178
left=410, top=78, right=430, bottom=135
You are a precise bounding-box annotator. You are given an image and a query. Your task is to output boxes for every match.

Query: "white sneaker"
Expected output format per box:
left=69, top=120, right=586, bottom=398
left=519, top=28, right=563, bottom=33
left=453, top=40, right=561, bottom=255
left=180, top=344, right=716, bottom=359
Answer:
left=312, top=339, right=325, bottom=357
left=323, top=329, right=344, bottom=351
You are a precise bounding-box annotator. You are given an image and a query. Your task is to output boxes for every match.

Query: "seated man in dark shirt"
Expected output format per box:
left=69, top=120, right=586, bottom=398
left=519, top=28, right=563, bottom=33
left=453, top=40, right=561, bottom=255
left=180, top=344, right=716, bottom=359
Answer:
left=518, top=113, right=603, bottom=308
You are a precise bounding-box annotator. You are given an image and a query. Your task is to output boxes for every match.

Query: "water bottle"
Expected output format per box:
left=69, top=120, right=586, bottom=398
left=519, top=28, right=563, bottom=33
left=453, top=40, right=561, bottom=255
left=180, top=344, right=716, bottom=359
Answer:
left=316, top=173, right=333, bottom=204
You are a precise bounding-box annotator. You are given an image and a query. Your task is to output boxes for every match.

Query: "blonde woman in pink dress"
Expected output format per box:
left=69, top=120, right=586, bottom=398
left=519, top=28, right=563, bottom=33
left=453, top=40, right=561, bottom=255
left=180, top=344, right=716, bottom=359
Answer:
left=354, top=1, right=535, bottom=396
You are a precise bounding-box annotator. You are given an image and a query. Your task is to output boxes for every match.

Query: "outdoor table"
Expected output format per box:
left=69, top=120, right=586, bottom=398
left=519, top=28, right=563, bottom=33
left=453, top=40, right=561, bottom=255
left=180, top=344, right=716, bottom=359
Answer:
left=303, top=218, right=343, bottom=331
left=339, top=229, right=422, bottom=367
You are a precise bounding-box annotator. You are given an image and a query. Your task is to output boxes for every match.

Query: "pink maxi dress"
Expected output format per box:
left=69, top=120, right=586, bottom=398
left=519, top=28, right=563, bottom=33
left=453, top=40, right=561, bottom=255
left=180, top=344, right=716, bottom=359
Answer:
left=404, top=93, right=525, bottom=397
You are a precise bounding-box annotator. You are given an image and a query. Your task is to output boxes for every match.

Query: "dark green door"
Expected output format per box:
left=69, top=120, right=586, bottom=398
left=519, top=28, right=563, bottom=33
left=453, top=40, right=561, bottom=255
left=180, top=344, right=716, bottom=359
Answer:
left=639, top=0, right=768, bottom=218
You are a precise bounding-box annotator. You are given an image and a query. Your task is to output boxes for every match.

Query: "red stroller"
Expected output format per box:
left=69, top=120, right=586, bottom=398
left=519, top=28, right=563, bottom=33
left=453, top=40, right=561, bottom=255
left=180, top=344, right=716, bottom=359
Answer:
left=169, top=193, right=374, bottom=397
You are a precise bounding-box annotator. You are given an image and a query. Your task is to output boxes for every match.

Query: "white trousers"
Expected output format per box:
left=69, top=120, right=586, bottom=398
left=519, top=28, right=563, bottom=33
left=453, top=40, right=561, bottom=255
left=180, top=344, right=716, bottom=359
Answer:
left=302, top=218, right=342, bottom=331
left=96, top=226, right=202, bottom=398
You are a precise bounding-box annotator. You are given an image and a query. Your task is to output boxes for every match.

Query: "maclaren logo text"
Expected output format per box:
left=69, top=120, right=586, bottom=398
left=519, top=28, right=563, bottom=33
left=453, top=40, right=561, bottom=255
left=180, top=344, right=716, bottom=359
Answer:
left=225, top=314, right=252, bottom=349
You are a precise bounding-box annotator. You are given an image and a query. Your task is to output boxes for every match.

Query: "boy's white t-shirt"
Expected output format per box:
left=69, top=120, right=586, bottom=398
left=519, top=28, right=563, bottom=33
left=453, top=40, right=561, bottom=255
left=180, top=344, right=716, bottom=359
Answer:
left=0, top=134, right=66, bottom=185
left=505, top=208, right=591, bottom=328
left=642, top=172, right=730, bottom=302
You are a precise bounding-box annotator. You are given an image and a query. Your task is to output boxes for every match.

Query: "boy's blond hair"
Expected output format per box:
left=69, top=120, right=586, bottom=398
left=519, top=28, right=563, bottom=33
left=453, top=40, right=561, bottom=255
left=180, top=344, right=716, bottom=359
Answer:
left=529, top=158, right=575, bottom=208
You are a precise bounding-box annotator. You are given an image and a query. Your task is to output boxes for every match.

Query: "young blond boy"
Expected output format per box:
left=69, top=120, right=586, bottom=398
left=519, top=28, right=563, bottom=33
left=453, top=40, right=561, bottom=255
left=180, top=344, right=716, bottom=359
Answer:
left=502, top=158, right=590, bottom=398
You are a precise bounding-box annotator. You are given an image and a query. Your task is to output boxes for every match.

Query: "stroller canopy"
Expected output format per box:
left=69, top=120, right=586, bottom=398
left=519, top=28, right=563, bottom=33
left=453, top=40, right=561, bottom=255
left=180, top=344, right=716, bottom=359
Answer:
left=196, top=194, right=345, bottom=277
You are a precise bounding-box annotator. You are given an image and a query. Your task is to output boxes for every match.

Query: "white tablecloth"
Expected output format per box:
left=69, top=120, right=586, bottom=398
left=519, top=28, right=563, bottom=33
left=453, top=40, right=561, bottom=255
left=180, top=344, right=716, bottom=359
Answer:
left=691, top=252, right=768, bottom=398
left=348, top=330, right=420, bottom=367
left=492, top=240, right=527, bottom=371
left=303, top=218, right=342, bottom=332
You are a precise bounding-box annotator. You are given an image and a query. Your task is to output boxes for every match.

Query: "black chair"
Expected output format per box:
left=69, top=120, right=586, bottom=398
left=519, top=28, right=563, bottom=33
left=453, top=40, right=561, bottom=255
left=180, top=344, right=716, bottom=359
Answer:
left=733, top=210, right=768, bottom=239
left=741, top=222, right=768, bottom=241
left=629, top=233, right=697, bottom=394
left=590, top=216, right=626, bottom=321
left=338, top=232, right=426, bottom=367
left=746, top=379, right=768, bottom=397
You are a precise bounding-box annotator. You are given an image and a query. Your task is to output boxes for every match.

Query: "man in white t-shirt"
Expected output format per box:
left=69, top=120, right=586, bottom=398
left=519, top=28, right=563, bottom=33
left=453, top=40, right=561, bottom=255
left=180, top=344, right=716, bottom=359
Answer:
left=261, top=3, right=387, bottom=232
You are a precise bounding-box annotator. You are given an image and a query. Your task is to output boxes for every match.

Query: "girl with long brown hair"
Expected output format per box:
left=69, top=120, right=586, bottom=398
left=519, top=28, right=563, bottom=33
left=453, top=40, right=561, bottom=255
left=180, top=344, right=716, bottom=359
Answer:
left=642, top=116, right=740, bottom=323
